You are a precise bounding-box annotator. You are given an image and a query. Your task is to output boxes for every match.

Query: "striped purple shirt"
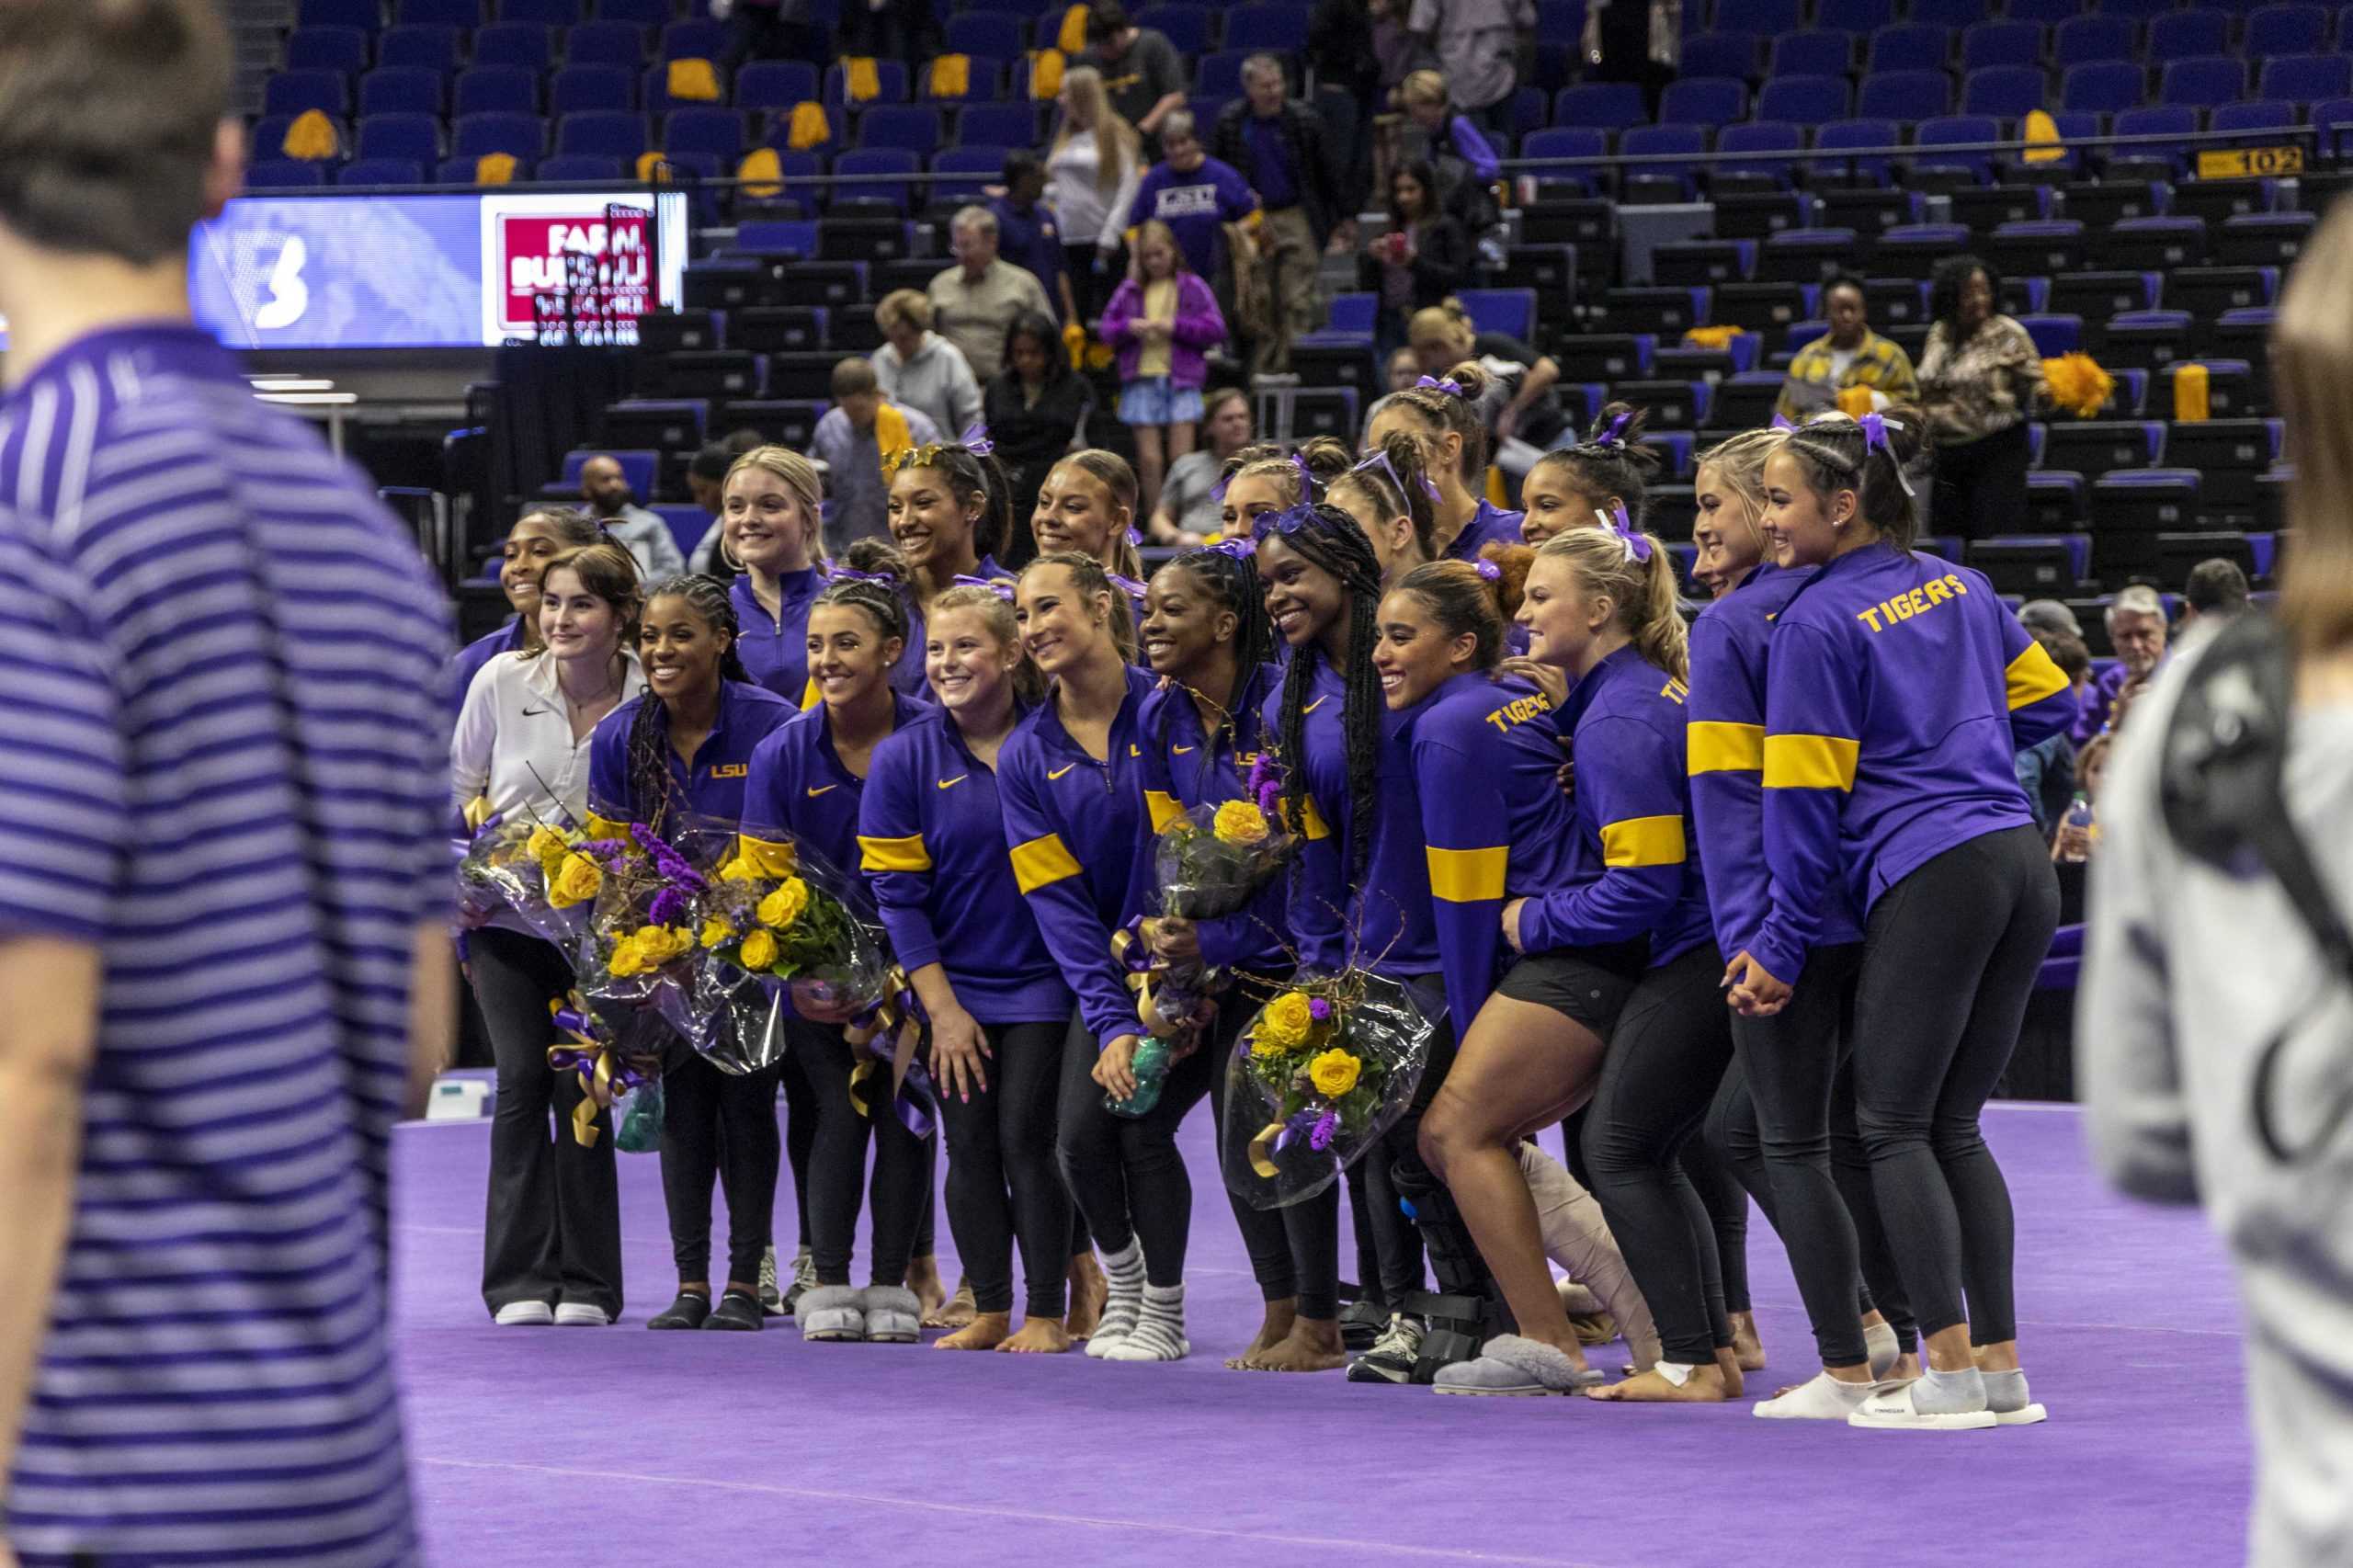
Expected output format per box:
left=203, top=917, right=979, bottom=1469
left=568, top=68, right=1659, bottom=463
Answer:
left=0, top=324, right=450, bottom=1567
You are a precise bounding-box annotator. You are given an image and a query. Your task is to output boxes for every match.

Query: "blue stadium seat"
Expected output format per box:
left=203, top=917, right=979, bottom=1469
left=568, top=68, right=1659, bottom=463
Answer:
left=2062, top=61, right=2146, bottom=115
left=1659, top=76, right=1747, bottom=127
left=265, top=69, right=350, bottom=117
left=1813, top=118, right=1900, bottom=182
left=1770, top=29, right=1855, bottom=77
left=661, top=19, right=727, bottom=60
left=397, top=0, right=481, bottom=25
left=556, top=110, right=647, bottom=159
left=454, top=66, right=536, bottom=117
left=338, top=156, right=426, bottom=185
left=1553, top=82, right=1648, bottom=130
left=358, top=67, right=442, bottom=116
left=1857, top=70, right=1952, bottom=120
left=437, top=153, right=516, bottom=182
left=551, top=63, right=634, bottom=113
left=824, top=60, right=910, bottom=105
left=665, top=107, right=746, bottom=163
left=1756, top=75, right=1848, bottom=122
left=832, top=147, right=919, bottom=211
left=296, top=0, right=379, bottom=28
left=735, top=61, right=823, bottom=111
left=2212, top=100, right=2300, bottom=137
left=1907, top=0, right=1980, bottom=25
left=1457, top=289, right=1536, bottom=340
left=958, top=101, right=1038, bottom=147
left=930, top=145, right=1010, bottom=204
left=2146, top=11, right=2230, bottom=59
left=1961, top=65, right=2048, bottom=119
left=1864, top=24, right=1948, bottom=73
left=1913, top=116, right=2001, bottom=182
left=1519, top=127, right=1610, bottom=193
left=2162, top=56, right=2250, bottom=108
left=944, top=13, right=1026, bottom=57
left=500, top=0, right=582, bottom=20
left=1715, top=120, right=1804, bottom=183
left=1816, top=0, right=1894, bottom=33
left=2003, top=0, right=2075, bottom=21
left=538, top=153, right=625, bottom=182
left=1960, top=20, right=2043, bottom=72
left=2261, top=53, right=2352, bottom=102
left=2052, top=15, right=2136, bottom=64
left=1619, top=123, right=1708, bottom=199
left=249, top=115, right=324, bottom=156
left=356, top=112, right=441, bottom=163
left=1680, top=31, right=1758, bottom=80
left=1134, top=6, right=1217, bottom=54
left=2112, top=104, right=2199, bottom=170
left=473, top=22, right=554, bottom=69
left=1196, top=52, right=1252, bottom=100
left=1222, top=5, right=1309, bottom=52
left=565, top=20, right=647, bottom=66
left=596, top=0, right=670, bottom=23
left=284, top=27, right=369, bottom=73
left=453, top=111, right=548, bottom=158
left=1731, top=0, right=1802, bottom=32
left=2245, top=4, right=2329, bottom=54
left=2018, top=312, right=2082, bottom=357
left=858, top=105, right=944, bottom=151
left=377, top=25, right=460, bottom=71
left=2100, top=0, right=2187, bottom=17
left=247, top=157, right=330, bottom=186
left=645, top=62, right=735, bottom=114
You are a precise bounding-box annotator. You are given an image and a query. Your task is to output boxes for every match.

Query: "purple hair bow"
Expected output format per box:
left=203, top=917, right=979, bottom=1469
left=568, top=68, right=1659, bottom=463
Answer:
left=1209, top=536, right=1256, bottom=561
left=1415, top=374, right=1465, bottom=398
left=951, top=573, right=1015, bottom=601
left=1593, top=410, right=1634, bottom=448
left=1473, top=559, right=1501, bottom=582
left=1290, top=450, right=1322, bottom=499
left=957, top=422, right=995, bottom=458
left=1768, top=412, right=1796, bottom=432
left=828, top=566, right=898, bottom=586
left=1598, top=503, right=1653, bottom=565
left=1349, top=448, right=1440, bottom=504
left=1858, top=412, right=1917, bottom=496
left=1107, top=572, right=1149, bottom=607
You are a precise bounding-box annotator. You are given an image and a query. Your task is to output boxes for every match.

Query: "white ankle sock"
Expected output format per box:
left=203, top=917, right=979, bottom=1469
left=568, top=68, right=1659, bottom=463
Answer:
left=1754, top=1370, right=1875, bottom=1421
left=1104, top=1282, right=1188, bottom=1361
left=1864, top=1321, right=1901, bottom=1380
left=1086, top=1242, right=1146, bottom=1358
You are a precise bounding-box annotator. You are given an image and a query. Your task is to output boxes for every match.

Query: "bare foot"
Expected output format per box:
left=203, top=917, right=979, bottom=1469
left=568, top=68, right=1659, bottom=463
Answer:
left=1586, top=1361, right=1733, bottom=1403
left=1224, top=1300, right=1298, bottom=1370
left=1244, top=1316, right=1345, bottom=1373
left=1730, top=1311, right=1767, bottom=1372
left=937, top=1312, right=1012, bottom=1350
left=999, top=1317, right=1074, bottom=1354
left=1886, top=1352, right=1924, bottom=1382
left=1717, top=1346, right=1745, bottom=1399
left=926, top=1277, right=978, bottom=1329
left=1064, top=1253, right=1107, bottom=1340
left=1567, top=1312, right=1619, bottom=1346
left=906, top=1255, right=948, bottom=1322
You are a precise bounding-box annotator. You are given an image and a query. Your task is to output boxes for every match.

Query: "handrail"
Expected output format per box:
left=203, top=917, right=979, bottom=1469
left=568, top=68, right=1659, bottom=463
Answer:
left=1502, top=120, right=2330, bottom=172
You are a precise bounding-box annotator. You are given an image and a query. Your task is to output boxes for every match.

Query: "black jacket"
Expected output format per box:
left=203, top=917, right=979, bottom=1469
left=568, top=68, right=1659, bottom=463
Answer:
left=1356, top=212, right=1475, bottom=315
left=1210, top=99, right=1342, bottom=245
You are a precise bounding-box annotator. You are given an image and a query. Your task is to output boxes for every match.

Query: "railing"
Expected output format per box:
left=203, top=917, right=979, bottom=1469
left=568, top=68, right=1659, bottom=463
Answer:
left=1496, top=120, right=2334, bottom=178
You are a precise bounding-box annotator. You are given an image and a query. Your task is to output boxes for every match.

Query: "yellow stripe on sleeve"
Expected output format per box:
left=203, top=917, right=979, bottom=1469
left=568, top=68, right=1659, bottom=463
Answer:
left=1144, top=790, right=1185, bottom=835
left=1762, top=733, right=1861, bottom=791
left=735, top=834, right=802, bottom=878
left=1601, top=814, right=1688, bottom=868
left=586, top=812, right=634, bottom=842
left=799, top=675, right=821, bottom=710
left=2004, top=641, right=2071, bottom=711
left=858, top=833, right=931, bottom=873
left=1426, top=845, right=1508, bottom=903
left=1282, top=794, right=1331, bottom=841
left=1009, top=832, right=1083, bottom=893
left=1687, top=721, right=1765, bottom=775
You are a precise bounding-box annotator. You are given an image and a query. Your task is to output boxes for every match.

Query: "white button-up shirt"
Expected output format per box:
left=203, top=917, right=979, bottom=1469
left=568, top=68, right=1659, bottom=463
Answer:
left=451, top=645, right=647, bottom=825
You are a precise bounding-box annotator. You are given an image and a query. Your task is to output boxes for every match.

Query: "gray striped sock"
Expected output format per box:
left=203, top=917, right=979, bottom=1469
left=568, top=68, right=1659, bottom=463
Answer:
left=1085, top=1243, right=1146, bottom=1358
left=1104, top=1282, right=1188, bottom=1362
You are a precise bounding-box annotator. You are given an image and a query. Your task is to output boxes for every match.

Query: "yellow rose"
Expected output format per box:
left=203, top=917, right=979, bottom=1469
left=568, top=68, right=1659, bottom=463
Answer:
left=1308, top=1048, right=1362, bottom=1098
left=720, top=855, right=760, bottom=882
left=607, top=934, right=647, bottom=977
left=757, top=877, right=811, bottom=930
left=1212, top=799, right=1270, bottom=846
left=1256, top=991, right=1314, bottom=1050
left=547, top=852, right=603, bottom=908
left=739, top=927, right=779, bottom=971
left=699, top=915, right=737, bottom=949
left=527, top=825, right=567, bottom=872
left=638, top=925, right=689, bottom=964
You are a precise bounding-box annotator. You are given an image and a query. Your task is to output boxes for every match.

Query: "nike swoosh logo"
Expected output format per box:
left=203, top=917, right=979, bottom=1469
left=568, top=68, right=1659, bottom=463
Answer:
left=937, top=775, right=967, bottom=790
left=1173, top=745, right=1195, bottom=756
left=1303, top=697, right=1328, bottom=715
left=522, top=705, right=552, bottom=717
left=1047, top=764, right=1077, bottom=780
left=806, top=784, right=837, bottom=797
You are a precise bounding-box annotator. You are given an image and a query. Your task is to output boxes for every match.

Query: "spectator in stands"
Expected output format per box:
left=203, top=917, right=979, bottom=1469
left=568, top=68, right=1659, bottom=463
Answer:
left=873, top=289, right=984, bottom=444
left=1150, top=386, right=1252, bottom=546
left=1212, top=57, right=1344, bottom=374
left=990, top=150, right=1080, bottom=327
left=1775, top=276, right=1920, bottom=425
left=711, top=0, right=818, bottom=67
left=1395, top=68, right=1501, bottom=234
left=1916, top=254, right=2045, bottom=541
left=2050, top=733, right=2109, bottom=862
left=983, top=311, right=1095, bottom=566
left=1408, top=0, right=1535, bottom=132
left=1080, top=1, right=1187, bottom=152
left=1386, top=345, right=1422, bottom=392
left=578, top=453, right=686, bottom=582
left=2183, top=557, right=2252, bottom=629
left=1360, top=159, right=1474, bottom=362
left=1309, top=0, right=1411, bottom=221
left=2075, top=585, right=2169, bottom=744
left=1046, top=66, right=1142, bottom=328
left=812, top=358, right=943, bottom=549
left=686, top=429, right=767, bottom=576
left=1406, top=296, right=1568, bottom=452
left=2016, top=629, right=2090, bottom=835
left=1583, top=0, right=1679, bottom=119
left=837, top=0, right=937, bottom=66
left=1100, top=219, right=1226, bottom=520
left=2018, top=597, right=2084, bottom=642
left=1129, top=110, right=1260, bottom=290
left=928, top=205, right=1056, bottom=384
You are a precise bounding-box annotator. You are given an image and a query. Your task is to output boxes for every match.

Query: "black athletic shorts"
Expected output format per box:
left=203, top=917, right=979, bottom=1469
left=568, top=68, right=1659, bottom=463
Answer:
left=1494, top=941, right=1648, bottom=1036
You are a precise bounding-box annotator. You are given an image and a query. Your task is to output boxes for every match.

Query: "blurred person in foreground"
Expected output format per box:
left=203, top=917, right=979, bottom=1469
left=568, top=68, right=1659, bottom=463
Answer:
left=2082, top=199, right=2353, bottom=1568
left=0, top=3, right=455, bottom=1564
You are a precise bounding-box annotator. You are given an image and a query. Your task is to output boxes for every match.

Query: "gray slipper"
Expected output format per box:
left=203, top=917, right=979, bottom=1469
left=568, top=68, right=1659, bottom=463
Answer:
left=860, top=1285, right=923, bottom=1343
left=1433, top=1334, right=1608, bottom=1396
left=800, top=1285, right=866, bottom=1343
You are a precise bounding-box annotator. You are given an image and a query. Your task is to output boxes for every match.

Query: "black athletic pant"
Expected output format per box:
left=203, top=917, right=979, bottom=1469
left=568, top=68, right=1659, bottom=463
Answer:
left=1056, top=1006, right=1217, bottom=1288
left=472, top=927, right=623, bottom=1321
left=798, top=1020, right=930, bottom=1290
left=1199, top=984, right=1345, bottom=1322
left=1375, top=973, right=1463, bottom=1300
left=1853, top=823, right=2056, bottom=1346
left=1930, top=420, right=2031, bottom=541
left=658, top=1051, right=782, bottom=1288
left=1583, top=944, right=1737, bottom=1367
left=1355, top=1157, right=1423, bottom=1312
left=1680, top=1095, right=1751, bottom=1316
left=937, top=1019, right=1072, bottom=1317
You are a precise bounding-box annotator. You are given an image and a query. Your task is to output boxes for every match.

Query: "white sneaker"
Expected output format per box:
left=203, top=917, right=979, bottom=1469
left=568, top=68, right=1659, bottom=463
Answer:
left=494, top=1301, right=554, bottom=1326
left=553, top=1302, right=610, bottom=1327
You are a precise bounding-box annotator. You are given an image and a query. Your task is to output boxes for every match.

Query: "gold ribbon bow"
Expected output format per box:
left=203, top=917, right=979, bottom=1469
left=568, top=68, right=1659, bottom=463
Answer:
left=1246, top=1120, right=1290, bottom=1178
left=847, top=965, right=921, bottom=1119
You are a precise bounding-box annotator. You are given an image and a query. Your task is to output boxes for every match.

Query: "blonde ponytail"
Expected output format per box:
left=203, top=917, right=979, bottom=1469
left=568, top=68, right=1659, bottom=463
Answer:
left=1533, top=526, right=1688, bottom=683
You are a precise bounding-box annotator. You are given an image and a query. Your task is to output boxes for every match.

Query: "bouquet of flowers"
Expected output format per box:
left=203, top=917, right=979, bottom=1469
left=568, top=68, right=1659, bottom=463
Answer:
left=1219, top=970, right=1436, bottom=1209
left=454, top=812, right=607, bottom=946
left=544, top=991, right=670, bottom=1152
left=575, top=821, right=717, bottom=1039
left=687, top=835, right=892, bottom=1074
left=1153, top=757, right=1296, bottom=920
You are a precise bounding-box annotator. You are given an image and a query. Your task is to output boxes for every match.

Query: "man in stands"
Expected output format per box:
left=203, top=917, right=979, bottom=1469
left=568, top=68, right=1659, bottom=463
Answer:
left=2078, top=584, right=2169, bottom=744
left=1130, top=110, right=1260, bottom=288
left=987, top=153, right=1080, bottom=326
left=811, top=358, right=941, bottom=550
left=1211, top=56, right=1342, bottom=374
left=578, top=451, right=686, bottom=580
left=1080, top=1, right=1187, bottom=153
left=1775, top=275, right=1919, bottom=424
left=2182, top=557, right=2251, bottom=631
left=927, top=205, right=1055, bottom=384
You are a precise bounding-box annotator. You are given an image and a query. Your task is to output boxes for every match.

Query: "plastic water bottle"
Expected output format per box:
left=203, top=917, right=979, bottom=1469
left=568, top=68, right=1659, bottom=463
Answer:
left=2059, top=792, right=2097, bottom=864
left=1106, top=1037, right=1171, bottom=1118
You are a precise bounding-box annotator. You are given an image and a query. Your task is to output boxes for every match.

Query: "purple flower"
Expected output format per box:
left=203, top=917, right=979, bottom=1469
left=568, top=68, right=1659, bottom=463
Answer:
left=1308, top=1109, right=1338, bottom=1152
left=647, top=886, right=688, bottom=927
left=1308, top=997, right=1331, bottom=1022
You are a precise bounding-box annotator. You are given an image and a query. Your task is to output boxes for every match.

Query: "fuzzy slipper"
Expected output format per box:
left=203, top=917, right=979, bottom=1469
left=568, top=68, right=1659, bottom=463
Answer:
left=799, top=1285, right=866, bottom=1343
left=860, top=1285, right=923, bottom=1344
left=1432, top=1334, right=1607, bottom=1397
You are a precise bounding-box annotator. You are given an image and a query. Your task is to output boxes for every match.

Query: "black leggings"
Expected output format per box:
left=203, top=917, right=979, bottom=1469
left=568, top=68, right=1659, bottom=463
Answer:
left=1853, top=823, right=2057, bottom=1346
left=658, top=1052, right=782, bottom=1288
left=1930, top=419, right=2030, bottom=541
left=1056, top=1007, right=1217, bottom=1288
left=937, top=1019, right=1072, bottom=1317
left=1582, top=944, right=1736, bottom=1367
left=781, top=1049, right=816, bottom=1250
left=1679, top=1093, right=1751, bottom=1316
left=1200, top=985, right=1343, bottom=1322
left=798, top=1020, right=932, bottom=1290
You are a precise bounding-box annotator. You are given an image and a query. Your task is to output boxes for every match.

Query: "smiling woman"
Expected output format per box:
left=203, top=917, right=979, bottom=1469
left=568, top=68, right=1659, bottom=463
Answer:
left=722, top=447, right=829, bottom=705
left=888, top=441, right=1014, bottom=697
left=447, top=506, right=605, bottom=714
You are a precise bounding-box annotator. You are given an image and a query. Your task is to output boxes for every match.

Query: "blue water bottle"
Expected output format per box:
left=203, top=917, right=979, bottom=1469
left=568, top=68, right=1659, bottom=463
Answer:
left=1106, top=1037, right=1172, bottom=1118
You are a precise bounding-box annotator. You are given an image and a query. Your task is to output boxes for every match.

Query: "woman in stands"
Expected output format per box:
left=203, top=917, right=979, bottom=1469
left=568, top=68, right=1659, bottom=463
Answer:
left=1404, top=301, right=1570, bottom=454
left=1001, top=552, right=1188, bottom=1358
left=449, top=506, right=604, bottom=712
left=740, top=551, right=939, bottom=1346
left=1915, top=254, right=2045, bottom=540
left=454, top=540, right=645, bottom=1328
left=1361, top=362, right=1524, bottom=562
left=1359, top=159, right=1476, bottom=365
left=1518, top=403, right=1661, bottom=546
left=1031, top=449, right=1149, bottom=588
left=860, top=584, right=1078, bottom=1353
left=984, top=312, right=1095, bottom=565
left=1733, top=410, right=2074, bottom=1427
left=722, top=446, right=830, bottom=708
left=585, top=574, right=797, bottom=1333
left=886, top=438, right=1013, bottom=698
left=1046, top=65, right=1142, bottom=325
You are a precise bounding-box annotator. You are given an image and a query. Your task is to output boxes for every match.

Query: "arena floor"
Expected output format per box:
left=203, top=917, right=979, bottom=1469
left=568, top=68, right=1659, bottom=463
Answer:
left=392, top=1102, right=2248, bottom=1568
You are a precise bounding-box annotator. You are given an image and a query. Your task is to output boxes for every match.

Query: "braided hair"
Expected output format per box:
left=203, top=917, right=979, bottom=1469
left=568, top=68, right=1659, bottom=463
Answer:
left=893, top=441, right=1012, bottom=563
left=1325, top=427, right=1439, bottom=564
left=1267, top=502, right=1386, bottom=887
left=1160, top=542, right=1276, bottom=754
left=1528, top=401, right=1663, bottom=529
left=1378, top=359, right=1495, bottom=487
left=627, top=573, right=749, bottom=836
left=815, top=537, right=914, bottom=648
left=1779, top=408, right=1931, bottom=549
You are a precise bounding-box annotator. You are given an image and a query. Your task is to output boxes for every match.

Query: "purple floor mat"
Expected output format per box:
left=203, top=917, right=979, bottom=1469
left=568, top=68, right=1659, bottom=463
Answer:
left=393, top=1102, right=2250, bottom=1567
